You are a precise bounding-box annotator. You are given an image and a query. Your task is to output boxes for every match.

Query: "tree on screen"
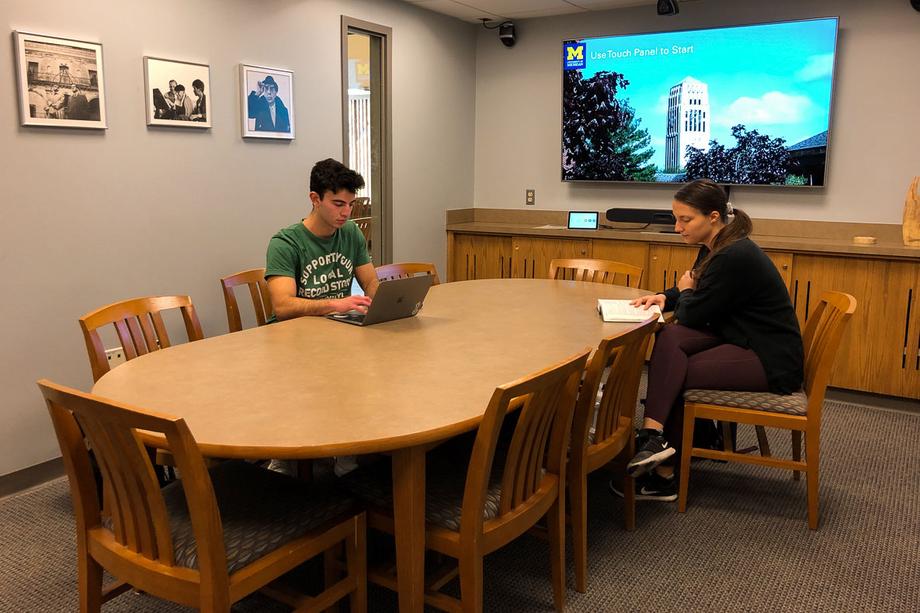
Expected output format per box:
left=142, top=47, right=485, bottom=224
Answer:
left=684, top=125, right=790, bottom=184
left=562, top=70, right=656, bottom=181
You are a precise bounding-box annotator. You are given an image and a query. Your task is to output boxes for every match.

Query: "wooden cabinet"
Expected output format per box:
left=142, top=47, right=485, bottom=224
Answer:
left=764, top=250, right=794, bottom=294
left=589, top=240, right=649, bottom=288
left=791, top=254, right=920, bottom=398
left=510, top=237, right=591, bottom=279
left=446, top=230, right=919, bottom=399
left=448, top=233, right=512, bottom=281
left=647, top=244, right=699, bottom=293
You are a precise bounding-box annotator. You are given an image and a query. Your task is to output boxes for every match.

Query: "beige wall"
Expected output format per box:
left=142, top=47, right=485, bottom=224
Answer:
left=473, top=0, right=920, bottom=223
left=0, top=0, right=475, bottom=476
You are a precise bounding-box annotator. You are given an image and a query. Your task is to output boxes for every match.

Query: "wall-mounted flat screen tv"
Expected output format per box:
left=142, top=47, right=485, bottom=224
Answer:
left=562, top=17, right=838, bottom=186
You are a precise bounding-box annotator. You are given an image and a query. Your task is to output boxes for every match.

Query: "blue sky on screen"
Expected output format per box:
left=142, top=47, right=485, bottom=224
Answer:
left=574, top=18, right=837, bottom=169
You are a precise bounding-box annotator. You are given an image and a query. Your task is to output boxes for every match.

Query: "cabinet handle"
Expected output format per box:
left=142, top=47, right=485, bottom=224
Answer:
left=782, top=264, right=789, bottom=270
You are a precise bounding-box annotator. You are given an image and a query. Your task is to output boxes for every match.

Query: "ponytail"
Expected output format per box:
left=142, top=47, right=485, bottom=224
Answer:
left=674, top=179, right=754, bottom=279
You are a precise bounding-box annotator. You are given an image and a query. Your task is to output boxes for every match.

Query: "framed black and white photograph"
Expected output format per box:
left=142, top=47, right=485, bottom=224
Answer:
left=13, top=31, right=107, bottom=129
left=144, top=56, right=210, bottom=128
left=240, top=64, right=294, bottom=139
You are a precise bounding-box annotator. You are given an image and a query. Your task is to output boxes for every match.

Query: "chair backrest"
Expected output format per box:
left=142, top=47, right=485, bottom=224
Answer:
left=459, top=349, right=589, bottom=537
left=548, top=258, right=643, bottom=289
left=37, top=379, right=229, bottom=591
left=220, top=268, right=272, bottom=333
left=801, top=291, right=857, bottom=414
left=350, top=197, right=372, bottom=245
left=350, top=196, right=372, bottom=219
left=375, top=262, right=441, bottom=286
left=79, top=296, right=205, bottom=382
left=571, top=317, right=658, bottom=460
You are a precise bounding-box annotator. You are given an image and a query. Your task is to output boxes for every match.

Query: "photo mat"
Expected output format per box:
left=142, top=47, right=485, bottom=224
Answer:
left=14, top=31, right=107, bottom=129
left=240, top=64, right=295, bottom=139
left=144, top=56, right=211, bottom=128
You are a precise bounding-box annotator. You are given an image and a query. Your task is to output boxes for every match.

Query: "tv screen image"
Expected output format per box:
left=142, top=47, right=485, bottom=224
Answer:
left=562, top=17, right=838, bottom=186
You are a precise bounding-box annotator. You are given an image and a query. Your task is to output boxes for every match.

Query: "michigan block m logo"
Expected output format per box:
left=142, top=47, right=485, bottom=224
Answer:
left=567, top=45, right=584, bottom=61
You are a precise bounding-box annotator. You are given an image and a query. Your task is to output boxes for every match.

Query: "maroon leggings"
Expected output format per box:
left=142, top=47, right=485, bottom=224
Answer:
left=645, top=324, right=769, bottom=450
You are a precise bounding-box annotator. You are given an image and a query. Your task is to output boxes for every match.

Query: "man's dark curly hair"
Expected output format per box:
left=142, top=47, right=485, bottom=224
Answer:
left=309, top=158, right=365, bottom=197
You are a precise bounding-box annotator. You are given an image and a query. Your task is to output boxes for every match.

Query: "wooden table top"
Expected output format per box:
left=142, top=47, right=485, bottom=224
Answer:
left=92, top=278, right=646, bottom=459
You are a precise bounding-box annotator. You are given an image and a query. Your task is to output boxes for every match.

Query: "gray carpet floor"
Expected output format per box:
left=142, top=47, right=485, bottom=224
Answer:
left=2, top=397, right=918, bottom=612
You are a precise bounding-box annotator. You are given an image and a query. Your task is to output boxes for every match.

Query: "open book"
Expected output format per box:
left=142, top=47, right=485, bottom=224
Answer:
left=597, top=299, right=664, bottom=323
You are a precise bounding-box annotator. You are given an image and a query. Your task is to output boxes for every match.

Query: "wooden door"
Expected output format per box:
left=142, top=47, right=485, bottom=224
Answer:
left=510, top=237, right=591, bottom=279
left=449, top=234, right=512, bottom=281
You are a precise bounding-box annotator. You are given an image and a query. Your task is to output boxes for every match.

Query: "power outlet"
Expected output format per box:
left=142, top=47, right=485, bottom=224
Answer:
left=525, top=189, right=535, bottom=206
left=105, top=346, right=126, bottom=368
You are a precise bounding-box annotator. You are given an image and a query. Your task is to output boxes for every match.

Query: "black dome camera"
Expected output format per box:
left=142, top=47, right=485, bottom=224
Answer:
left=499, top=21, right=516, bottom=47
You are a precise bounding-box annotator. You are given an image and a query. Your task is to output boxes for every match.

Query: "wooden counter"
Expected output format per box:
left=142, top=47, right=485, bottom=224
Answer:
left=446, top=208, right=920, bottom=400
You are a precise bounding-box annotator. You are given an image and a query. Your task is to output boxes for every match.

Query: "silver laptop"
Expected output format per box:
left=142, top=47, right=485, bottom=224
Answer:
left=326, top=274, right=433, bottom=326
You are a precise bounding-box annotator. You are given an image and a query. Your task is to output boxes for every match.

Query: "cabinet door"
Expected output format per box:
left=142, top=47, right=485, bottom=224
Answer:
left=449, top=234, right=512, bottom=281
left=511, top=237, right=591, bottom=279
left=764, top=250, right=793, bottom=294
left=790, top=255, right=912, bottom=396
left=647, top=245, right=698, bottom=293
left=884, top=262, right=920, bottom=398
left=590, top=240, right=649, bottom=288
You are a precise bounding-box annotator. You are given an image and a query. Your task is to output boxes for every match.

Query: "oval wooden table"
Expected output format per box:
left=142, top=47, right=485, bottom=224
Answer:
left=93, top=278, right=649, bottom=612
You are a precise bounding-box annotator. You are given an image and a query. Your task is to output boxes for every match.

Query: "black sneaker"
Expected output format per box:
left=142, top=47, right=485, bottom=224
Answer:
left=626, top=428, right=676, bottom=477
left=609, top=471, right=678, bottom=502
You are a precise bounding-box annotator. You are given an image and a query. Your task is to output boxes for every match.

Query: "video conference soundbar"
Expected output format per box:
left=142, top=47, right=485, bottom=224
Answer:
left=605, top=208, right=676, bottom=225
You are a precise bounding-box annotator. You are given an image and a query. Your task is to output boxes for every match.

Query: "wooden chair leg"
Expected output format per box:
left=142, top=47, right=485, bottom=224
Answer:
left=348, top=513, right=367, bottom=613
left=78, top=547, right=103, bottom=613
left=791, top=431, right=802, bottom=481
left=458, top=549, right=484, bottom=613
left=547, top=499, right=566, bottom=612
left=755, top=426, right=772, bottom=457
left=623, top=473, right=636, bottom=532
left=721, top=420, right=733, bottom=452
left=324, top=544, right=341, bottom=613
left=806, top=431, right=820, bottom=530
left=571, top=473, right=588, bottom=593
left=623, top=436, right=636, bottom=531
left=677, top=404, right=696, bottom=513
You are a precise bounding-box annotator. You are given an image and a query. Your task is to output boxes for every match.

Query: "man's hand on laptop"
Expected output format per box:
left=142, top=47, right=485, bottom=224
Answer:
left=332, top=295, right=372, bottom=314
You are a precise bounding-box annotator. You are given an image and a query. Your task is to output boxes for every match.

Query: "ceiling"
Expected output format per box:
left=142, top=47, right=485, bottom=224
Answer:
left=399, top=0, right=666, bottom=23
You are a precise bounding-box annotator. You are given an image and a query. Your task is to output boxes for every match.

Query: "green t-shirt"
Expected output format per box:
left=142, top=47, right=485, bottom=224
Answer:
left=265, top=220, right=371, bottom=302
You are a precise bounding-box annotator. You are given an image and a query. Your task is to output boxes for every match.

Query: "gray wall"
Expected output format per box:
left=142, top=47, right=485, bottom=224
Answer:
left=0, top=0, right=475, bottom=476
left=473, top=0, right=920, bottom=223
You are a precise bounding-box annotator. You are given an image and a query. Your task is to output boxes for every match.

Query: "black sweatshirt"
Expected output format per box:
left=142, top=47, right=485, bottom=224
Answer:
left=662, top=237, right=804, bottom=394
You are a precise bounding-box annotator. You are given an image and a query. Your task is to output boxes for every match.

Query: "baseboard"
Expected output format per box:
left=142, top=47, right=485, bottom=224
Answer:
left=826, top=387, right=920, bottom=415
left=0, top=457, right=65, bottom=499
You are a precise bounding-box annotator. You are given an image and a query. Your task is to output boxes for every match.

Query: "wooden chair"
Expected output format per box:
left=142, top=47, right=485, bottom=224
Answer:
left=220, top=268, right=272, bottom=333
left=79, top=295, right=204, bottom=383
left=568, top=317, right=658, bottom=592
left=350, top=196, right=372, bottom=246
left=37, top=379, right=367, bottom=613
left=677, top=291, right=857, bottom=529
left=345, top=349, right=590, bottom=612
left=375, top=262, right=441, bottom=286
left=549, top=258, right=643, bottom=288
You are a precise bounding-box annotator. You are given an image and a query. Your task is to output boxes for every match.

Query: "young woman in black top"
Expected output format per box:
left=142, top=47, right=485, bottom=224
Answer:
left=611, top=179, right=804, bottom=502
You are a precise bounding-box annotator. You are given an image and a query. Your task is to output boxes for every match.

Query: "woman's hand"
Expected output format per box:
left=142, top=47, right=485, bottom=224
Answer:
left=630, top=293, right=666, bottom=310
left=677, top=270, right=696, bottom=291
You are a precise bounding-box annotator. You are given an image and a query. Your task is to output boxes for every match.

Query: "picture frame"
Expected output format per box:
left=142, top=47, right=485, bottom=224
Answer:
left=13, top=31, right=107, bottom=129
left=240, top=63, right=295, bottom=139
left=144, top=56, right=211, bottom=128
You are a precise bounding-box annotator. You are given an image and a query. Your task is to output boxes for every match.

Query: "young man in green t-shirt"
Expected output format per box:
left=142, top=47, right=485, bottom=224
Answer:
left=265, top=158, right=379, bottom=320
